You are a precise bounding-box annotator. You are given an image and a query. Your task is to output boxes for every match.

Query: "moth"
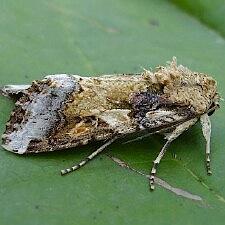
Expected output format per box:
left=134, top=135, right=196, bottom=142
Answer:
left=0, top=58, right=220, bottom=190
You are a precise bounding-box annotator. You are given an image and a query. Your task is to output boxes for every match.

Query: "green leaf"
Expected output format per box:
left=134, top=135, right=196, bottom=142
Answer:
left=171, top=0, right=225, bottom=38
left=0, top=0, right=225, bottom=224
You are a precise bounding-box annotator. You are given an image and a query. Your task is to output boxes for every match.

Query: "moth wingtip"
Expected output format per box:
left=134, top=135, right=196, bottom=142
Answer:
left=1, top=144, right=14, bottom=152
left=1, top=143, right=26, bottom=154
left=0, top=86, right=8, bottom=97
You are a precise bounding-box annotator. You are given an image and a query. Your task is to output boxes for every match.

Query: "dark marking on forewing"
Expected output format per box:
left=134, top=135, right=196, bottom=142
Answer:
left=131, top=92, right=162, bottom=116
left=130, top=92, right=196, bottom=130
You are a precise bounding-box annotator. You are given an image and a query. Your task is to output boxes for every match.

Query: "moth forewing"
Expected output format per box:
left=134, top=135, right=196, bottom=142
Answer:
left=0, top=58, right=220, bottom=190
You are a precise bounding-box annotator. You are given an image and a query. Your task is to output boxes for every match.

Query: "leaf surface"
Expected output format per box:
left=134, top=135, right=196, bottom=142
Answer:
left=0, top=0, right=225, bottom=224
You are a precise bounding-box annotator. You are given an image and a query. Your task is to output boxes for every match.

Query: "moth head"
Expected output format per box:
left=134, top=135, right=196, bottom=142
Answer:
left=144, top=57, right=220, bottom=115
left=180, top=70, right=220, bottom=115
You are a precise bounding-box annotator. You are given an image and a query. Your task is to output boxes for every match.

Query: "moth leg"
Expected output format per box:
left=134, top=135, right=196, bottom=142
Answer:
left=200, top=114, right=212, bottom=175
left=150, top=118, right=198, bottom=190
left=61, top=136, right=118, bottom=175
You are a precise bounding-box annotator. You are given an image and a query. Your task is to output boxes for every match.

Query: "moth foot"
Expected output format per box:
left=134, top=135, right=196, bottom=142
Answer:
left=206, top=153, right=212, bottom=175
left=149, top=164, right=157, bottom=191
left=150, top=178, right=155, bottom=191
left=61, top=168, right=72, bottom=175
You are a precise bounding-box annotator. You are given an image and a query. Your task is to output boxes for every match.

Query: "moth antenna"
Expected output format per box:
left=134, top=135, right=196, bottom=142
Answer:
left=61, top=136, right=118, bottom=175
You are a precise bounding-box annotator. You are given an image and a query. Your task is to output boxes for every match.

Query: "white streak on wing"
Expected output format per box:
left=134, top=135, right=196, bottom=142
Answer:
left=146, top=109, right=183, bottom=123
left=99, top=109, right=135, bottom=134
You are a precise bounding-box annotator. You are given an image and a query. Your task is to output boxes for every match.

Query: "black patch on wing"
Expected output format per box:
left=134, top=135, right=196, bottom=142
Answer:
left=130, top=92, right=196, bottom=130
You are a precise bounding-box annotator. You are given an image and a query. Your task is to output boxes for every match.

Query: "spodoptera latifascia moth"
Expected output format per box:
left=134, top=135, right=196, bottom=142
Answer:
left=0, top=57, right=220, bottom=190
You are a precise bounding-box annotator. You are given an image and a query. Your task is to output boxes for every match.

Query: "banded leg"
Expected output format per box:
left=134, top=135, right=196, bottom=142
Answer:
left=150, top=140, right=172, bottom=190
left=150, top=118, right=198, bottom=190
left=61, top=136, right=118, bottom=175
left=200, top=114, right=212, bottom=175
